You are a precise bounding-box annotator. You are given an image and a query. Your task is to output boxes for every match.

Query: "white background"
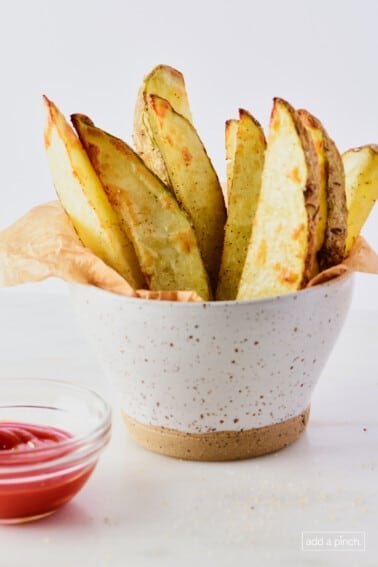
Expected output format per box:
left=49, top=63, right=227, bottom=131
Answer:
left=0, top=0, right=377, bottom=307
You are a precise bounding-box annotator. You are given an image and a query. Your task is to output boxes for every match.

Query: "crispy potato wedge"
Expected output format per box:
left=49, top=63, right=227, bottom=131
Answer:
left=298, top=111, right=347, bottom=270
left=224, top=118, right=239, bottom=205
left=43, top=96, right=144, bottom=289
left=71, top=114, right=212, bottom=300
left=237, top=98, right=319, bottom=300
left=216, top=109, right=266, bottom=300
left=145, top=94, right=226, bottom=290
left=298, top=110, right=327, bottom=257
left=133, top=65, right=193, bottom=186
left=343, top=145, right=378, bottom=254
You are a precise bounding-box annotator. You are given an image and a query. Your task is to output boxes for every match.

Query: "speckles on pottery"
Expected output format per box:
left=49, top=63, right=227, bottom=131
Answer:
left=71, top=274, right=354, bottom=452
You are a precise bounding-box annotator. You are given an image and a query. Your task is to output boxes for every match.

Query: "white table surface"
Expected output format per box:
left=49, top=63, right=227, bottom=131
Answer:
left=0, top=284, right=377, bottom=567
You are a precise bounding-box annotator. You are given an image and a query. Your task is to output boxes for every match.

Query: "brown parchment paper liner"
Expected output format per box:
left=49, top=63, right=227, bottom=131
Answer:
left=0, top=200, right=377, bottom=300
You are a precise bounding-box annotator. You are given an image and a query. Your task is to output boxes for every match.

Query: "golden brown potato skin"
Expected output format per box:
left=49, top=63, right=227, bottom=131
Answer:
left=133, top=65, right=193, bottom=187
left=145, top=94, right=226, bottom=292
left=237, top=98, right=320, bottom=300
left=72, top=114, right=212, bottom=300
left=43, top=96, right=144, bottom=288
left=216, top=109, right=266, bottom=300
left=294, top=110, right=321, bottom=285
left=343, top=145, right=378, bottom=254
left=319, top=134, right=347, bottom=269
left=299, top=111, right=347, bottom=270
left=298, top=110, right=327, bottom=261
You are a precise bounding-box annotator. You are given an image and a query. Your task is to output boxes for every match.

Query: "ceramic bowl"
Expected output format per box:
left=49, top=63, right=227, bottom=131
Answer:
left=70, top=273, right=353, bottom=461
left=0, top=378, right=111, bottom=523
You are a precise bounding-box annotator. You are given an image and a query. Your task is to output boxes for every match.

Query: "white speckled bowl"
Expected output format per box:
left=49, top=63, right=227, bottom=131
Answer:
left=70, top=273, right=354, bottom=461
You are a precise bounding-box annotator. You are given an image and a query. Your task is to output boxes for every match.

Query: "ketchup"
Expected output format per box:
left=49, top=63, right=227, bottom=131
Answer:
left=0, top=422, right=95, bottom=522
left=0, top=422, right=72, bottom=451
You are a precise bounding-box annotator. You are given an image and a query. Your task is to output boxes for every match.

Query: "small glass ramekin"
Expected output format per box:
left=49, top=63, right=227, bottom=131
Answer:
left=0, top=378, right=111, bottom=524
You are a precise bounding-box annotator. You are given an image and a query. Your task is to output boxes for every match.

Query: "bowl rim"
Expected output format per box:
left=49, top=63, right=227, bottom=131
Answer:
left=69, top=270, right=354, bottom=308
left=0, top=378, right=111, bottom=479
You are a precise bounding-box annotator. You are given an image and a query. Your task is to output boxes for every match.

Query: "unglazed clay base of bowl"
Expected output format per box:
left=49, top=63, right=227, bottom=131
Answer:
left=123, top=407, right=310, bottom=461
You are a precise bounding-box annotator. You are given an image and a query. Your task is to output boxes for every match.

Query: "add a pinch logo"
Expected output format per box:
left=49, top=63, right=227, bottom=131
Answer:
left=301, top=531, right=366, bottom=552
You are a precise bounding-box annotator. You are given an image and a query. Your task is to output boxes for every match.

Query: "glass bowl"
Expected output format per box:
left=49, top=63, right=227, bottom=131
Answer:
left=0, top=378, right=111, bottom=524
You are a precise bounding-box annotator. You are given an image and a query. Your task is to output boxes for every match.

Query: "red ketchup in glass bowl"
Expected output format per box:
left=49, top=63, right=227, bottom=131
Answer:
left=0, top=422, right=95, bottom=522
left=0, top=379, right=111, bottom=524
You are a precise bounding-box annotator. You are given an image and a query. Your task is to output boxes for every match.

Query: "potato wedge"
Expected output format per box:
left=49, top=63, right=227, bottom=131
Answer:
left=216, top=109, right=266, bottom=300
left=298, top=111, right=347, bottom=270
left=145, top=94, right=226, bottom=290
left=237, top=98, right=319, bottom=300
left=43, top=96, right=144, bottom=289
left=298, top=110, right=327, bottom=257
left=71, top=114, right=212, bottom=300
left=133, top=65, right=193, bottom=186
left=343, top=145, right=378, bottom=254
left=224, top=118, right=239, bottom=205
